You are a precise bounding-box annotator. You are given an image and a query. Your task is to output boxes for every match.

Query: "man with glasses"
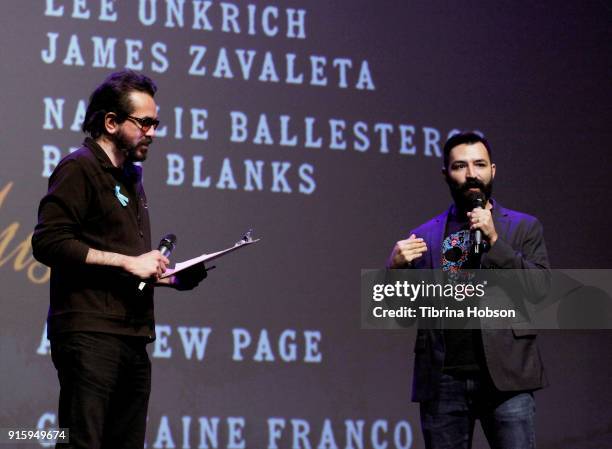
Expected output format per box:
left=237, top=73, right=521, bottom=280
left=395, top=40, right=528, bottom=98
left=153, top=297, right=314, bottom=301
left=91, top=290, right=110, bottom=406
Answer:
left=32, top=70, right=207, bottom=449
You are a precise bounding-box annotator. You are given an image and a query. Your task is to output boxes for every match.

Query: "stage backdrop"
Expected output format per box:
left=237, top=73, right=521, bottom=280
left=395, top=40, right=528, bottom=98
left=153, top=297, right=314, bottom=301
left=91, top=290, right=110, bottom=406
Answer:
left=1, top=1, right=611, bottom=448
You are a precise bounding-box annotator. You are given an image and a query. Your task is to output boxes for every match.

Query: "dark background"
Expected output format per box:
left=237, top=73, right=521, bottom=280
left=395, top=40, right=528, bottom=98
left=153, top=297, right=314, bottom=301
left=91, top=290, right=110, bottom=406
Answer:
left=0, top=1, right=610, bottom=448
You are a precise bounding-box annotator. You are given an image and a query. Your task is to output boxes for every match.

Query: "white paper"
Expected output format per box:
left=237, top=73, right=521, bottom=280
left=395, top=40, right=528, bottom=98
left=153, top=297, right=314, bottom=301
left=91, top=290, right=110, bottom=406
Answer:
left=159, top=237, right=260, bottom=279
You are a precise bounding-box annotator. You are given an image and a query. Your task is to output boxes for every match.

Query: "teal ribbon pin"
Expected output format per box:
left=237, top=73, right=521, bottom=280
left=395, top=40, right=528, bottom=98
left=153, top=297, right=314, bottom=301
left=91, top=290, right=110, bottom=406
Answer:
left=114, top=185, right=129, bottom=207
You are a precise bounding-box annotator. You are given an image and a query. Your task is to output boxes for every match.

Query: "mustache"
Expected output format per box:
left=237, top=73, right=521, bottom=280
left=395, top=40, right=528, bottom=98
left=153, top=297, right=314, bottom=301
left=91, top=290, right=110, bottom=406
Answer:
left=140, top=137, right=153, bottom=146
left=460, top=178, right=485, bottom=192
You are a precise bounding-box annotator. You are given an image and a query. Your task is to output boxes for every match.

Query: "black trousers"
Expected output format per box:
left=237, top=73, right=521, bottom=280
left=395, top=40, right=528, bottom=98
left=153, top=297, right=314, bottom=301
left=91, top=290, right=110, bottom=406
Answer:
left=50, top=332, right=151, bottom=449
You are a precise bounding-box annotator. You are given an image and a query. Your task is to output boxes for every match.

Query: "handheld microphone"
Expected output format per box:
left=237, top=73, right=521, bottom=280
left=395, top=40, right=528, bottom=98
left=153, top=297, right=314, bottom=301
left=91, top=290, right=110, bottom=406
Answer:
left=138, top=233, right=177, bottom=290
left=471, top=194, right=485, bottom=255
left=158, top=233, right=177, bottom=258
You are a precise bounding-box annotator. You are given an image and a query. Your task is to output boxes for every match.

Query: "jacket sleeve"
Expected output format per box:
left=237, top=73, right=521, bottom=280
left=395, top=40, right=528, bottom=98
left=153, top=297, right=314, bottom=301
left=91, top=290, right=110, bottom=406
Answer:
left=31, top=159, right=92, bottom=267
left=481, top=217, right=551, bottom=303
left=483, top=218, right=549, bottom=270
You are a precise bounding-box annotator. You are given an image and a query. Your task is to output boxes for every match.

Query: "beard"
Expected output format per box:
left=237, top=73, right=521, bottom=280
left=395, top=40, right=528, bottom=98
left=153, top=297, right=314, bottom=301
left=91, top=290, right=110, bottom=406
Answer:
left=112, top=129, right=152, bottom=162
left=447, top=176, right=494, bottom=212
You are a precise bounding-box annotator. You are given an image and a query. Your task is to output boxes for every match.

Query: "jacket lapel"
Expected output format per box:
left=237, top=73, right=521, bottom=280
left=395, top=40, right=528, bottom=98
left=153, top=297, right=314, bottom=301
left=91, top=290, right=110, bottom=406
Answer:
left=491, top=200, right=511, bottom=241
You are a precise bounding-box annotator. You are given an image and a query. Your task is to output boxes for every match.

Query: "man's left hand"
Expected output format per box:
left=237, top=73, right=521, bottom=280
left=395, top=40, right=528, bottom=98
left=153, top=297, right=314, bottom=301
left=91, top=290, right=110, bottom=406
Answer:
left=171, top=263, right=208, bottom=291
left=467, top=208, right=498, bottom=245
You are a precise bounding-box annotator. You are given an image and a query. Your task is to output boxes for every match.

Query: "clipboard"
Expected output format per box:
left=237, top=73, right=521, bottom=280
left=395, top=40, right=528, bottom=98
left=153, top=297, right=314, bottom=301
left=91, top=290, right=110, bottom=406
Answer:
left=138, top=230, right=260, bottom=290
left=160, top=229, right=260, bottom=279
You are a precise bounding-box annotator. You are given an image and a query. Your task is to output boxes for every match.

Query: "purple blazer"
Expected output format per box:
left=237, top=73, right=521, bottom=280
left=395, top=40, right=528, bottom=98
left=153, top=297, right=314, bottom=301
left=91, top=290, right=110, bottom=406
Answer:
left=405, top=200, right=550, bottom=401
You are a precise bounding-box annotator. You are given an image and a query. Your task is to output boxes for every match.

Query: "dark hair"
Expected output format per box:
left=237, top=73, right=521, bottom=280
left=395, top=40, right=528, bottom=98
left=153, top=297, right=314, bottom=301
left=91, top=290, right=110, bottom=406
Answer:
left=82, top=70, right=157, bottom=138
left=443, top=131, right=492, bottom=169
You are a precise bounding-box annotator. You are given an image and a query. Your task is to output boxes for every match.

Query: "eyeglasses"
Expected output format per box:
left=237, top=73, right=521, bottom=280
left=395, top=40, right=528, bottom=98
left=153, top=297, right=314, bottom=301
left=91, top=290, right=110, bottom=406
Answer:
left=125, top=115, right=160, bottom=133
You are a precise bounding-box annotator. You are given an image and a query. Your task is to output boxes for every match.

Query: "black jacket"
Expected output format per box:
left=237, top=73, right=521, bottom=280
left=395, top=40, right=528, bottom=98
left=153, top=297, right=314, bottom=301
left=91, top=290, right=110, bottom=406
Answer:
left=32, top=138, right=155, bottom=340
left=404, top=201, right=550, bottom=401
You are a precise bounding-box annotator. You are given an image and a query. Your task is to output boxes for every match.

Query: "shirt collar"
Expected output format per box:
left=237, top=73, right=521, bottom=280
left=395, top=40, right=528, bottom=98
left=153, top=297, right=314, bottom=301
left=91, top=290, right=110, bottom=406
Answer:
left=83, top=137, right=141, bottom=183
left=84, top=137, right=115, bottom=170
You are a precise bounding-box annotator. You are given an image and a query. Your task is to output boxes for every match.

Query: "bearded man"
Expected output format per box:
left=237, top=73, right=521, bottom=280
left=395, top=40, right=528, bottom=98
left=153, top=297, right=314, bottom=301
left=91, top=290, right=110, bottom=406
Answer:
left=388, top=132, right=550, bottom=449
left=32, top=70, right=206, bottom=449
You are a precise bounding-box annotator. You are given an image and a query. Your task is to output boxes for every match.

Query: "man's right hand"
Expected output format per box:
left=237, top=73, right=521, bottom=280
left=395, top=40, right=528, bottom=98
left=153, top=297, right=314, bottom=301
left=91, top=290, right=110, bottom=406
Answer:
left=122, top=250, right=169, bottom=280
left=388, top=234, right=428, bottom=268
